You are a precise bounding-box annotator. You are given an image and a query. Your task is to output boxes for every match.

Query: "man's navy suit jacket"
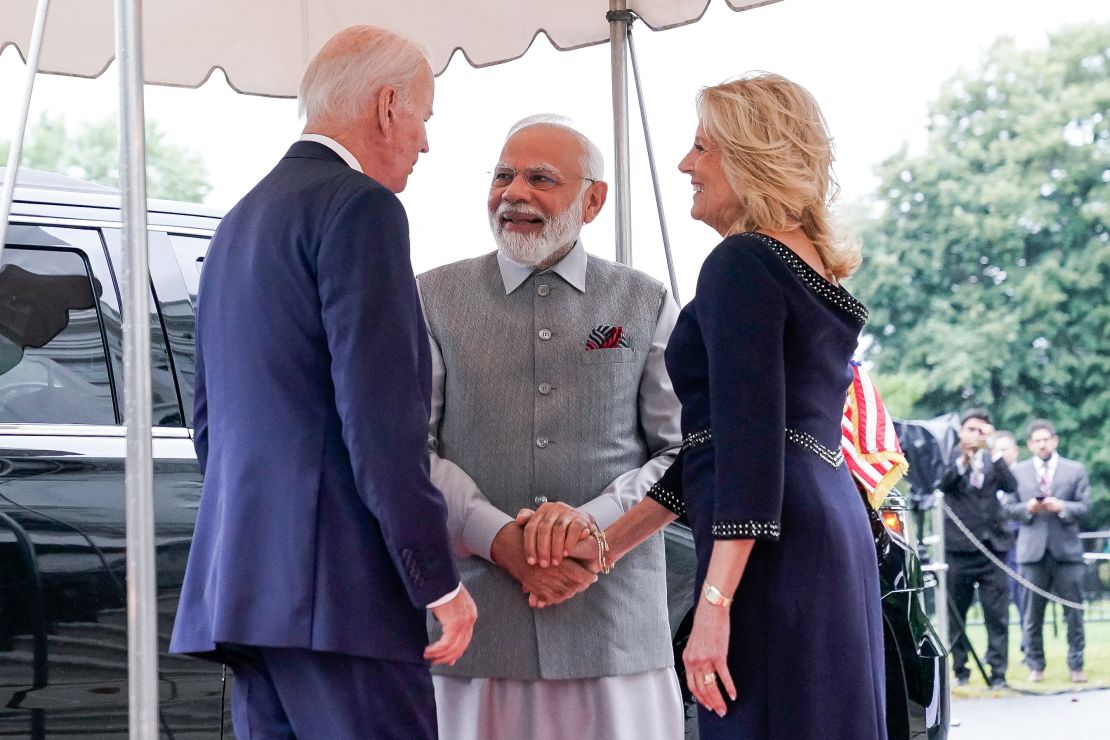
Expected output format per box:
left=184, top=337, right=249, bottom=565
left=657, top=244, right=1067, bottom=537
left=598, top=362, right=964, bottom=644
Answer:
left=170, top=141, right=459, bottom=665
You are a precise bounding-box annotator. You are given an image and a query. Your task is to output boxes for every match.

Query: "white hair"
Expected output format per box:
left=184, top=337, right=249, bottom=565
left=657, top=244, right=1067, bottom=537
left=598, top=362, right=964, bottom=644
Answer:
left=298, top=26, right=429, bottom=123
left=506, top=114, right=605, bottom=181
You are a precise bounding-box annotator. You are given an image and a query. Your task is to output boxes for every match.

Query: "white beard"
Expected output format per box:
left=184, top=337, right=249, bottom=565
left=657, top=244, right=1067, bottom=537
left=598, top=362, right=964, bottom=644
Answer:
left=489, top=198, right=584, bottom=267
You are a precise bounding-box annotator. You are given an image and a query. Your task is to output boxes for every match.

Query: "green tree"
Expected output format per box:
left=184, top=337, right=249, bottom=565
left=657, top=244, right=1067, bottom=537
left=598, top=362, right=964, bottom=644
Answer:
left=853, top=23, right=1110, bottom=523
left=3, top=111, right=211, bottom=203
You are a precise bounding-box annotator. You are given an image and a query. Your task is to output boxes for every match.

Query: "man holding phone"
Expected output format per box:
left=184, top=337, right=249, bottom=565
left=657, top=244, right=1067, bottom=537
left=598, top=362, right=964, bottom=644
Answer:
left=1004, top=419, right=1091, bottom=683
left=938, top=408, right=1019, bottom=687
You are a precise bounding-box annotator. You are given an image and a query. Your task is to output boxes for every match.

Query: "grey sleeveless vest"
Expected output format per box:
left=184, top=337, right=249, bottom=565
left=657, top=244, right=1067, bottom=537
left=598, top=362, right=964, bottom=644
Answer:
left=420, top=251, right=673, bottom=680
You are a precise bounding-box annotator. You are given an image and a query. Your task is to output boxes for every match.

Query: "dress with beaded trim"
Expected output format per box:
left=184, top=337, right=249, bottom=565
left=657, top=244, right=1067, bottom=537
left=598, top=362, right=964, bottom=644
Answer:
left=656, top=232, right=886, bottom=739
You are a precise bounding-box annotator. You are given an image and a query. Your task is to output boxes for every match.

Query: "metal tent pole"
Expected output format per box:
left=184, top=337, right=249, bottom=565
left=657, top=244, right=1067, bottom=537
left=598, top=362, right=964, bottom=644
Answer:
left=626, top=24, right=679, bottom=303
left=115, top=0, right=159, bottom=737
left=0, top=0, right=51, bottom=263
left=607, top=1, right=632, bottom=266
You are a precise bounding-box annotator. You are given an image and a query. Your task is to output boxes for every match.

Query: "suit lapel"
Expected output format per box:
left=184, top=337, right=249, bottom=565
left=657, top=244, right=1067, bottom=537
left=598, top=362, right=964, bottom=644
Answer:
left=1051, top=459, right=1071, bottom=499
left=1016, top=461, right=1037, bottom=500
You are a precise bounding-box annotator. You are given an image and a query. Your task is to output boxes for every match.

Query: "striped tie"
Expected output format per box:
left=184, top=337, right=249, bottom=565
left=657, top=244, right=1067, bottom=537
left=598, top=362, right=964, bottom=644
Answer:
left=1038, top=461, right=1050, bottom=498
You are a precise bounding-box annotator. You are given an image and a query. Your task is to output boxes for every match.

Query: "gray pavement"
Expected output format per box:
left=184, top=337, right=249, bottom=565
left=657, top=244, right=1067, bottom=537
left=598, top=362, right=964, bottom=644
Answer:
left=950, top=690, right=1110, bottom=739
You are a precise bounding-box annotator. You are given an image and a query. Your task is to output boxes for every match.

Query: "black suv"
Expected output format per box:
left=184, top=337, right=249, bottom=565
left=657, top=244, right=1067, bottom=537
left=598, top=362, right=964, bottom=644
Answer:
left=0, top=170, right=222, bottom=737
left=0, top=170, right=948, bottom=739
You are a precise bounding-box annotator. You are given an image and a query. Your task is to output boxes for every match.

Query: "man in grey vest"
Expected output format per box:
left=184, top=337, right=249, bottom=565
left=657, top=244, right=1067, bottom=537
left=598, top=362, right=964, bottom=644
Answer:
left=1004, top=419, right=1091, bottom=683
left=419, top=116, right=684, bottom=739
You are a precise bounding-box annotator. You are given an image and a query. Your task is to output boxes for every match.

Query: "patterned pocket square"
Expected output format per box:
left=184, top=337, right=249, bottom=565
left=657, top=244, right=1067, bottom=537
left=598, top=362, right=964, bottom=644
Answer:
left=585, top=325, right=629, bottom=350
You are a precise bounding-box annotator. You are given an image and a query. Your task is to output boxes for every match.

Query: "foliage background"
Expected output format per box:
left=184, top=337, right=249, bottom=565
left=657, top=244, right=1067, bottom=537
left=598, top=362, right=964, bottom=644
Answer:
left=852, top=23, right=1110, bottom=529
left=2, top=111, right=211, bottom=202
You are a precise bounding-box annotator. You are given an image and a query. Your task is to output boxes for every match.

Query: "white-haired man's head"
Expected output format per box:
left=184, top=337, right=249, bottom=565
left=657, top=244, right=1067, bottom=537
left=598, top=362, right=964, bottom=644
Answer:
left=298, top=26, right=435, bottom=193
left=488, top=116, right=608, bottom=269
left=299, top=25, right=429, bottom=122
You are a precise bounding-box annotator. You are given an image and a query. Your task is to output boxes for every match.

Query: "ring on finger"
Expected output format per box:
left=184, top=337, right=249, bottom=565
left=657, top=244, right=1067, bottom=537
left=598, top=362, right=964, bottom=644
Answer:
left=702, top=672, right=716, bottom=685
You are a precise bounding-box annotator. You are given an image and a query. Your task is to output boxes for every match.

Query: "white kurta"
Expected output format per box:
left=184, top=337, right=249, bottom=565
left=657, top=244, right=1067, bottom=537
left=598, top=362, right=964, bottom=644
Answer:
left=435, top=668, right=685, bottom=740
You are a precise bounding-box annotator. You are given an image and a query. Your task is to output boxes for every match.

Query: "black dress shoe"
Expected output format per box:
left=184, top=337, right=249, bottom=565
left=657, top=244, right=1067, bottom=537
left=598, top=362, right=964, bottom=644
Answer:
left=989, top=675, right=1008, bottom=688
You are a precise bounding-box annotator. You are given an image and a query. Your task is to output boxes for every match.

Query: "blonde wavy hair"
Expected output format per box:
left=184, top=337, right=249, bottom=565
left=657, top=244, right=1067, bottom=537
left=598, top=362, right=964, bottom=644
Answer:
left=697, top=73, right=861, bottom=278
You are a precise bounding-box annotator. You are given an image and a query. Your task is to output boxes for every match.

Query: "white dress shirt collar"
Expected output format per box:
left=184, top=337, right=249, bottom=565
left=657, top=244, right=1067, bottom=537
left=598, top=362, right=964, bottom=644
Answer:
left=298, top=134, right=362, bottom=173
left=496, top=239, right=587, bottom=295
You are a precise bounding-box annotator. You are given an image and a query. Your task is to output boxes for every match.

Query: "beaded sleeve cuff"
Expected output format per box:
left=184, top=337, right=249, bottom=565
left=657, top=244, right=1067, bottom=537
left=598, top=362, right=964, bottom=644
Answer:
left=647, top=482, right=686, bottom=518
left=711, top=520, right=782, bottom=541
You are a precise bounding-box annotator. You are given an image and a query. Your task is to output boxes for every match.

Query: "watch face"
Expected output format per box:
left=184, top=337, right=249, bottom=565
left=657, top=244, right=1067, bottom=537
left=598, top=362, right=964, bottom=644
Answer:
left=703, top=584, right=730, bottom=607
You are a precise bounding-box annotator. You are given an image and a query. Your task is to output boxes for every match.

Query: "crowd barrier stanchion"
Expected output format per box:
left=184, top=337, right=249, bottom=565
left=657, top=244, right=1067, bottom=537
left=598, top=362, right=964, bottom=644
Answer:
left=931, top=490, right=949, bottom=650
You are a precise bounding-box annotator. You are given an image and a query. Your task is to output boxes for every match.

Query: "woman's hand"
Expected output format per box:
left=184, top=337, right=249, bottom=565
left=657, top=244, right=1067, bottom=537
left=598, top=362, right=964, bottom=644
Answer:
left=567, top=534, right=603, bottom=573
left=683, top=602, right=737, bottom=717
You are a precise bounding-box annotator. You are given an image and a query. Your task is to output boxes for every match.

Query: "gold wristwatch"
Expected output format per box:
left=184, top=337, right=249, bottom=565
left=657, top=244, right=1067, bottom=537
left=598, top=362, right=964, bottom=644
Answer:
left=702, top=583, right=733, bottom=609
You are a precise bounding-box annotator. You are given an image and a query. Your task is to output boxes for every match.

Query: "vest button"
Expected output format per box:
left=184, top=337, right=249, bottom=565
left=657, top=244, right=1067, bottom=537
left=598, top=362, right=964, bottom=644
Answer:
left=535, top=437, right=549, bottom=448
left=538, top=383, right=552, bottom=395
left=534, top=495, right=548, bottom=505
left=537, top=284, right=550, bottom=296
left=538, top=329, right=552, bottom=341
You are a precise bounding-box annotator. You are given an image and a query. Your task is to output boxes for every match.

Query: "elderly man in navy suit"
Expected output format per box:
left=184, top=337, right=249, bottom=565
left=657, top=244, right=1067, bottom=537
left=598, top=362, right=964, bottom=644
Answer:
left=170, top=26, right=476, bottom=739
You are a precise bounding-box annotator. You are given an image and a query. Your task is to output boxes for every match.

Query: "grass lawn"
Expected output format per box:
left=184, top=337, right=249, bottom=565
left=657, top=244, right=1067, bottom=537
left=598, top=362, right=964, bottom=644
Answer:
left=951, top=607, right=1110, bottom=699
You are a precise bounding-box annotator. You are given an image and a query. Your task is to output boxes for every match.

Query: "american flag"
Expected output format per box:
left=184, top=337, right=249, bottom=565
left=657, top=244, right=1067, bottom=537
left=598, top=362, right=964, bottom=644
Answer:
left=841, top=359, right=908, bottom=509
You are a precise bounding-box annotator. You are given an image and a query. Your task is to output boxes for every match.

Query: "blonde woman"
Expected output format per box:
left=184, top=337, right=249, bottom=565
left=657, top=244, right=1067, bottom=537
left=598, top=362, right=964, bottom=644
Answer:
left=519, top=73, right=885, bottom=738
left=663, top=72, right=885, bottom=738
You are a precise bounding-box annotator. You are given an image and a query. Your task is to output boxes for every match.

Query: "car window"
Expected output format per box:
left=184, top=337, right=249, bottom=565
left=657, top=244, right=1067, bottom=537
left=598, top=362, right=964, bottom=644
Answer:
left=0, top=247, right=115, bottom=425
left=168, top=234, right=208, bottom=311
left=98, top=229, right=185, bottom=428
left=153, top=232, right=209, bottom=427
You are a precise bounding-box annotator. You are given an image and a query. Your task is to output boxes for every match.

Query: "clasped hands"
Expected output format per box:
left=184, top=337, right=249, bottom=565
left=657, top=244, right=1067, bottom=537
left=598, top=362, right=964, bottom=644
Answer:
left=490, top=502, right=603, bottom=609
left=1027, top=496, right=1064, bottom=515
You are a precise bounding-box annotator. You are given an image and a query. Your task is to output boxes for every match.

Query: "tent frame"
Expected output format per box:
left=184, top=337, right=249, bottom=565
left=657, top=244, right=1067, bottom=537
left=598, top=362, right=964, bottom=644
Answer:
left=0, top=1, right=681, bottom=735
left=115, top=0, right=159, bottom=737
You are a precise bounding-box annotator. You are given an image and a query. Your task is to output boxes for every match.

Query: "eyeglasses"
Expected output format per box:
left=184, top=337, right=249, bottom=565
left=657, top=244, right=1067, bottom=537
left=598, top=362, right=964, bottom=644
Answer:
left=490, top=166, right=597, bottom=191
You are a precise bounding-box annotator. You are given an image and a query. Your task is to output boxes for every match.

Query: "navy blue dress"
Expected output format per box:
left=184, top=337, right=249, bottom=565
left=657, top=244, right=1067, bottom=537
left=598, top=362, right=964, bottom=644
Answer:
left=655, top=232, right=886, bottom=739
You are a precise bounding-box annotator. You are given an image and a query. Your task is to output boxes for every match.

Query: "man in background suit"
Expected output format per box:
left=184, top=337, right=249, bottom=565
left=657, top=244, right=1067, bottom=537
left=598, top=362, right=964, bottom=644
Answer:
left=938, top=408, right=1017, bottom=687
left=171, top=26, right=476, bottom=738
left=1005, top=419, right=1091, bottom=683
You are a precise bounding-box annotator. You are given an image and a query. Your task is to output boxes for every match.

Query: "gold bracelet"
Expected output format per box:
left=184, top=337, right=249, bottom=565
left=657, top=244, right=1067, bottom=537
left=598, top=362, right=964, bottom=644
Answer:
left=592, top=528, right=613, bottom=575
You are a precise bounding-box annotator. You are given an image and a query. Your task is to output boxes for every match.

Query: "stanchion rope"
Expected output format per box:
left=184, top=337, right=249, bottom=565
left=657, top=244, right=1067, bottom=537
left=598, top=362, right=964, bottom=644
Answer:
left=942, top=503, right=1087, bottom=611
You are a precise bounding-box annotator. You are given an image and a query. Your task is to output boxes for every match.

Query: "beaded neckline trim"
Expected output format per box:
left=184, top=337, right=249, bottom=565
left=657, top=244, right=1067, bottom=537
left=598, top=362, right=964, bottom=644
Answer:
left=741, top=232, right=869, bottom=324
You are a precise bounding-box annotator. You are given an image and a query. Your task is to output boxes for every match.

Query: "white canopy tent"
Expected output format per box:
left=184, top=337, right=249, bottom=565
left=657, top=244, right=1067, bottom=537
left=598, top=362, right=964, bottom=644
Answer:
left=0, top=1, right=781, bottom=736
left=2, top=0, right=779, bottom=265
left=3, top=0, right=778, bottom=89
